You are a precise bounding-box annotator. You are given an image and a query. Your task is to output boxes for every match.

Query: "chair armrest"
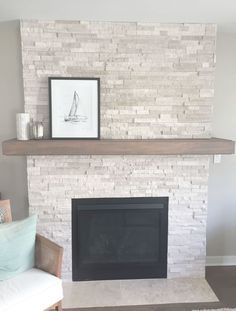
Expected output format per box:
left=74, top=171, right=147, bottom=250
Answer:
left=35, top=234, right=63, bottom=278
left=0, top=199, right=12, bottom=223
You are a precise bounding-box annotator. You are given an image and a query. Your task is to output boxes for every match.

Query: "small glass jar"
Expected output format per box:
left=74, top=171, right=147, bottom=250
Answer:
left=33, top=121, right=44, bottom=139
left=29, top=118, right=34, bottom=139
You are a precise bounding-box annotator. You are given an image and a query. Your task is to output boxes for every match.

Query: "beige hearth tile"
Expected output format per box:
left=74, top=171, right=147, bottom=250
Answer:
left=63, top=279, right=122, bottom=308
left=62, top=278, right=218, bottom=309
left=119, top=278, right=217, bottom=305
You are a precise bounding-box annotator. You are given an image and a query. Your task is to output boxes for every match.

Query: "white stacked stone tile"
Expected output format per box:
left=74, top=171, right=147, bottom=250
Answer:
left=20, top=20, right=216, bottom=280
left=27, top=154, right=210, bottom=280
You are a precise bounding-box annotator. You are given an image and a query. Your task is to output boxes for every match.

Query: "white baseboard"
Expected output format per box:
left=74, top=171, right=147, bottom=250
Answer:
left=206, top=255, right=236, bottom=266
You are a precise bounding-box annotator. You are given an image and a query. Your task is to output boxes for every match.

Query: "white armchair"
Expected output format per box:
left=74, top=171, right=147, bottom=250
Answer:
left=0, top=200, right=64, bottom=311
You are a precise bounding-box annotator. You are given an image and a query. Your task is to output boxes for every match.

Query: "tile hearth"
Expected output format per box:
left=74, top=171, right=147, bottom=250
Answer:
left=62, top=278, right=218, bottom=308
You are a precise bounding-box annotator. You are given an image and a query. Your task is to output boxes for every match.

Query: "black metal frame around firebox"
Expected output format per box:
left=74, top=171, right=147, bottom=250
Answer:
left=72, top=197, right=168, bottom=281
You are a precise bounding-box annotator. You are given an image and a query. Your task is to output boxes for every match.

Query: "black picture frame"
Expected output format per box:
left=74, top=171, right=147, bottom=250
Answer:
left=48, top=77, right=100, bottom=140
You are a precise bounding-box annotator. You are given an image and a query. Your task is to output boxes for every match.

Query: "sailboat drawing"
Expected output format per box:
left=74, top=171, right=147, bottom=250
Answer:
left=64, top=91, right=88, bottom=123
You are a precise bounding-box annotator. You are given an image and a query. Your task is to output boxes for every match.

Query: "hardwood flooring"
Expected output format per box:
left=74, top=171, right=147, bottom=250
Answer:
left=65, top=266, right=236, bottom=311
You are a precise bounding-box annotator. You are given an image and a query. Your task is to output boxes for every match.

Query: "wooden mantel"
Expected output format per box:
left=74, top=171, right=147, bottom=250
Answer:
left=2, top=138, right=235, bottom=156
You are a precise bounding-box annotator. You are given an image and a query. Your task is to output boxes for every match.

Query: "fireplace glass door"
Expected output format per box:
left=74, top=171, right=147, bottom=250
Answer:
left=72, top=197, right=168, bottom=281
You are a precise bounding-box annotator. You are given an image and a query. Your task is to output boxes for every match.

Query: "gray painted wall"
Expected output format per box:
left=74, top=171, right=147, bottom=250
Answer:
left=0, top=21, right=236, bottom=259
left=207, top=32, right=236, bottom=258
left=0, top=21, right=28, bottom=219
left=1, top=0, right=236, bottom=32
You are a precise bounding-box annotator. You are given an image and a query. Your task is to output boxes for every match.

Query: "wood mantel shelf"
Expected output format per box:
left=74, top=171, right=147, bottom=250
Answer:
left=2, top=138, right=235, bottom=156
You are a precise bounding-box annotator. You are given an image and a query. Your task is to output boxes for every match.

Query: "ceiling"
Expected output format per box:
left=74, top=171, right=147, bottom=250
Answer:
left=0, top=0, right=236, bottom=33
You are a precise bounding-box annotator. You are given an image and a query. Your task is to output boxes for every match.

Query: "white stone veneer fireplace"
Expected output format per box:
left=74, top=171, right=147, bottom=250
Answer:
left=21, top=20, right=216, bottom=281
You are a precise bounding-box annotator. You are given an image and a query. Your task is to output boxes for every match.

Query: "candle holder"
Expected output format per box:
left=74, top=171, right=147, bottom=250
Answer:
left=32, top=121, right=44, bottom=139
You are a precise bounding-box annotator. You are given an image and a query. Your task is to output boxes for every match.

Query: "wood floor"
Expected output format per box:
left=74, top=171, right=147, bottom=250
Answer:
left=65, top=266, right=236, bottom=311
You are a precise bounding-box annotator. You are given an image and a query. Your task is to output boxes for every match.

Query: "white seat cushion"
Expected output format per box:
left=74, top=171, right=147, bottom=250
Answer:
left=0, top=268, right=63, bottom=311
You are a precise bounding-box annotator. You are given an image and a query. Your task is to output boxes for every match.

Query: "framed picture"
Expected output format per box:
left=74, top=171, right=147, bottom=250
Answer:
left=49, top=77, right=100, bottom=139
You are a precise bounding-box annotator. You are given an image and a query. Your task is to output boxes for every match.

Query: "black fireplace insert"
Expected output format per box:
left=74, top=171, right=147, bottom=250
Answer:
left=72, top=197, right=168, bottom=281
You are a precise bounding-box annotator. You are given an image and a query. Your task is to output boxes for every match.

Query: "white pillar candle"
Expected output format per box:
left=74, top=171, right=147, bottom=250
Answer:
left=16, top=113, right=30, bottom=140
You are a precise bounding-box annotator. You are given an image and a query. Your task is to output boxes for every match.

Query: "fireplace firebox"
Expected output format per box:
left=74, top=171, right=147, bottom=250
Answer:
left=72, top=197, right=168, bottom=281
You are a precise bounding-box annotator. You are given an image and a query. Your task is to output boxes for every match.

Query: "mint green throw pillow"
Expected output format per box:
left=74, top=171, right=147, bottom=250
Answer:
left=0, top=215, right=37, bottom=281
